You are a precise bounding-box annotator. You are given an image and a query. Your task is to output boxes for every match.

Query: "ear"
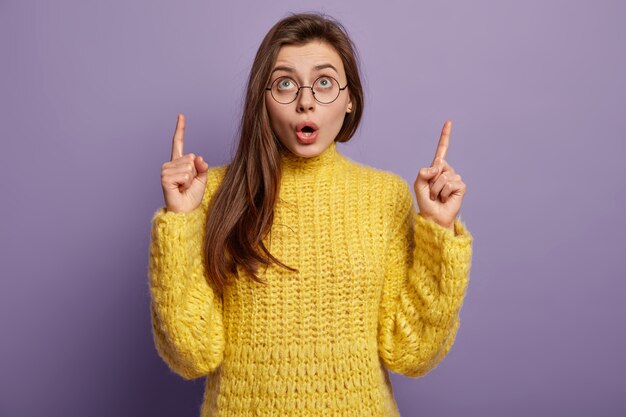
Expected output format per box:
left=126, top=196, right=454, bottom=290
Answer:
left=346, top=94, right=354, bottom=113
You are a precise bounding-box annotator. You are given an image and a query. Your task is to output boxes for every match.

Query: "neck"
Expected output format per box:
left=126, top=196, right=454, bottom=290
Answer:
left=280, top=141, right=342, bottom=173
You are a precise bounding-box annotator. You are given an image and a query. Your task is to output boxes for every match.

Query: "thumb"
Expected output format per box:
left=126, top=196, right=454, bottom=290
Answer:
left=420, top=166, right=439, bottom=180
left=195, top=155, right=209, bottom=178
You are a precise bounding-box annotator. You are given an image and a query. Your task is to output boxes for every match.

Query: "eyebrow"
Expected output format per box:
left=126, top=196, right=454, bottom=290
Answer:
left=271, top=63, right=339, bottom=76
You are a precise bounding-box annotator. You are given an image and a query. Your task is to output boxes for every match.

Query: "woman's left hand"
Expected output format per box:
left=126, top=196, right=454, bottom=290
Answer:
left=413, top=120, right=467, bottom=231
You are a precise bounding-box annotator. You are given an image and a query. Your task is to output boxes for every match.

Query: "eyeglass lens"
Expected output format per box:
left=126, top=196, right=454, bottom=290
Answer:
left=270, top=76, right=340, bottom=104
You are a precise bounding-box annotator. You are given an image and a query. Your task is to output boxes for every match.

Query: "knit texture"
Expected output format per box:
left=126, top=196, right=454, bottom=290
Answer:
left=148, top=141, right=473, bottom=416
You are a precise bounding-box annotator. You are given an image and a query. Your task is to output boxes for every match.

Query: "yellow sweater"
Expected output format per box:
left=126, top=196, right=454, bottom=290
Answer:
left=148, top=141, right=473, bottom=416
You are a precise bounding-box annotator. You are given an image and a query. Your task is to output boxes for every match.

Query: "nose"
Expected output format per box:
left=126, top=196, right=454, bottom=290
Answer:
left=296, top=86, right=315, bottom=113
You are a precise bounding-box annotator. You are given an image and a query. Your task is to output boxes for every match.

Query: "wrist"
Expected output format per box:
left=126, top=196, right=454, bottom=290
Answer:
left=418, top=213, right=455, bottom=232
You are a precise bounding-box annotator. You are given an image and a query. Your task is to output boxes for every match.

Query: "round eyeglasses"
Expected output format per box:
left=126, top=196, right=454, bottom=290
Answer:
left=265, top=75, right=348, bottom=105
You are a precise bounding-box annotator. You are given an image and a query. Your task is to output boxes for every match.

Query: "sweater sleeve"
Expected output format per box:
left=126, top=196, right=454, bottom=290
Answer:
left=148, top=167, right=226, bottom=380
left=377, top=178, right=473, bottom=378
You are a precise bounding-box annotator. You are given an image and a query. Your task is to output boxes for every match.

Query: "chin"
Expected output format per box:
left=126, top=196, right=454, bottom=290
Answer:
left=290, top=141, right=328, bottom=157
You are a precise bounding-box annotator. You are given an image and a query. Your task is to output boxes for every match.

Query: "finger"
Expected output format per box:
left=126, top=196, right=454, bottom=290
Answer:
left=439, top=176, right=462, bottom=199
left=440, top=180, right=465, bottom=203
left=163, top=171, right=194, bottom=190
left=166, top=153, right=196, bottom=169
left=195, top=155, right=209, bottom=172
left=163, top=163, right=197, bottom=177
left=419, top=166, right=440, bottom=181
left=429, top=159, right=455, bottom=187
left=429, top=171, right=451, bottom=200
left=171, top=113, right=186, bottom=161
left=432, top=120, right=452, bottom=165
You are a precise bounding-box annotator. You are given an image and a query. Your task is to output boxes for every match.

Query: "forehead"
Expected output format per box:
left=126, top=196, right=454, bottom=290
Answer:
left=274, top=40, right=345, bottom=75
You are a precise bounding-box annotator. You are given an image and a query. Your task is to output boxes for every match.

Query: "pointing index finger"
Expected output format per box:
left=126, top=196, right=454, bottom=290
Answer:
left=432, top=120, right=452, bottom=164
left=171, top=113, right=185, bottom=161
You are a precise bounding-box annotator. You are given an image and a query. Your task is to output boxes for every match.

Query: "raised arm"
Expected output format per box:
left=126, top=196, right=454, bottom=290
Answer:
left=377, top=178, right=473, bottom=377
left=148, top=114, right=226, bottom=380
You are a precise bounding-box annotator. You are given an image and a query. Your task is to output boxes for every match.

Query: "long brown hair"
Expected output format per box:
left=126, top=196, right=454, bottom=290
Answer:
left=204, top=12, right=365, bottom=296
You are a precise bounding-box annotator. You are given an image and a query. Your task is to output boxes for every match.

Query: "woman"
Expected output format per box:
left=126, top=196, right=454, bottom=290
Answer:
left=149, top=11, right=473, bottom=417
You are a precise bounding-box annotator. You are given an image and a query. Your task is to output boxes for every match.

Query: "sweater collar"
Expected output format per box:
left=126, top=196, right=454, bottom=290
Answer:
left=280, top=141, right=342, bottom=173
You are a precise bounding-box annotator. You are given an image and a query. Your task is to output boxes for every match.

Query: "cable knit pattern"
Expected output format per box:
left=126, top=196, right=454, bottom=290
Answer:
left=148, top=141, right=473, bottom=416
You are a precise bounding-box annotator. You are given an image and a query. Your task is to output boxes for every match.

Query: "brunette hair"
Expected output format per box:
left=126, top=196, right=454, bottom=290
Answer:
left=204, top=12, right=365, bottom=296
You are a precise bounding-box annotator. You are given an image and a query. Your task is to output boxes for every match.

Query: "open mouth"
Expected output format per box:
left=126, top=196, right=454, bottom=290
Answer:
left=301, top=126, right=316, bottom=136
left=295, top=122, right=319, bottom=142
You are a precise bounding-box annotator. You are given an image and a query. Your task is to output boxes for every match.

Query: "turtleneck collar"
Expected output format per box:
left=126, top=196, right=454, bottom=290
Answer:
left=280, top=141, right=342, bottom=172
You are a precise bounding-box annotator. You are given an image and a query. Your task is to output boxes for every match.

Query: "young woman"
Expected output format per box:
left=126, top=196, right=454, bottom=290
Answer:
left=149, top=12, right=473, bottom=417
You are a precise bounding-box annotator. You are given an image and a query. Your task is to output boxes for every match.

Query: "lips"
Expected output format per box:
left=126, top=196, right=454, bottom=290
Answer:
left=296, top=121, right=319, bottom=133
left=295, top=121, right=319, bottom=144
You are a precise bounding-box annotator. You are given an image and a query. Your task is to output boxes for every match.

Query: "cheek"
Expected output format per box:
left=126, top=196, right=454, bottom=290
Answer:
left=266, top=99, right=285, bottom=127
left=265, top=102, right=291, bottom=140
left=330, top=102, right=349, bottom=125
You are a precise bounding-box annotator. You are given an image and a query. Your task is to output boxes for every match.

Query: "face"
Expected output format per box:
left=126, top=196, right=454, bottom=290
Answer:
left=265, top=40, right=353, bottom=158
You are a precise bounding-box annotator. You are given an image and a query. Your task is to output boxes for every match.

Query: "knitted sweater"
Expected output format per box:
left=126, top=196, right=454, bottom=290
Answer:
left=148, top=141, right=473, bottom=417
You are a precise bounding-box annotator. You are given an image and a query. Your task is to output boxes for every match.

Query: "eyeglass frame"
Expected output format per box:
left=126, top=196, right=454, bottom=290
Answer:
left=265, top=75, right=348, bottom=105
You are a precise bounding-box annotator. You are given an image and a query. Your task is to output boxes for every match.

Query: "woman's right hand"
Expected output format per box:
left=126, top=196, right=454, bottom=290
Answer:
left=161, top=113, right=210, bottom=213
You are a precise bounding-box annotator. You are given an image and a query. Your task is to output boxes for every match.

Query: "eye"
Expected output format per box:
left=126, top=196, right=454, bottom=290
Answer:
left=276, top=77, right=296, bottom=91
left=315, top=76, right=335, bottom=90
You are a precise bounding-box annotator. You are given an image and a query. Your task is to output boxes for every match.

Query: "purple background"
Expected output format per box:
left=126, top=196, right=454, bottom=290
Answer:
left=1, top=0, right=625, bottom=416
